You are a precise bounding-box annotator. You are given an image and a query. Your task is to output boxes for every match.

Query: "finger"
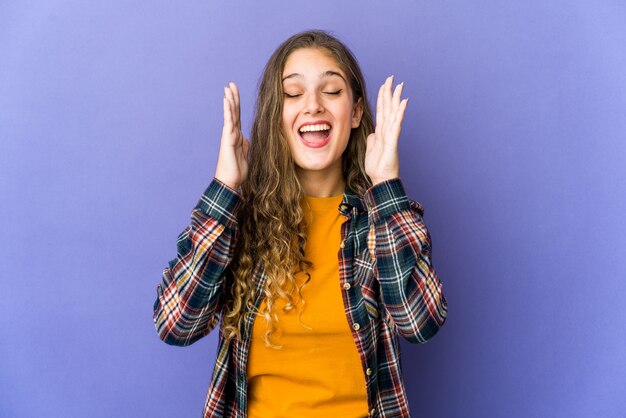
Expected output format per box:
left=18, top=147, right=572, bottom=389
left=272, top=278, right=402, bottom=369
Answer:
left=225, top=85, right=234, bottom=109
left=224, top=86, right=230, bottom=107
left=225, top=86, right=237, bottom=129
left=389, top=98, right=408, bottom=141
left=229, top=82, right=241, bottom=126
left=376, top=82, right=384, bottom=131
left=383, top=75, right=393, bottom=126
left=392, top=82, right=404, bottom=114
left=223, top=96, right=233, bottom=131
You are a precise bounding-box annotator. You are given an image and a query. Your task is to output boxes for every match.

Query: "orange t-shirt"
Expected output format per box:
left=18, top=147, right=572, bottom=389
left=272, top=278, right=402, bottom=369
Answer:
left=246, top=194, right=369, bottom=418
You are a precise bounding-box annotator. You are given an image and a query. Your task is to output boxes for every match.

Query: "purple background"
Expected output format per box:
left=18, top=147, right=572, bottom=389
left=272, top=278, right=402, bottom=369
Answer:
left=2, top=1, right=625, bottom=417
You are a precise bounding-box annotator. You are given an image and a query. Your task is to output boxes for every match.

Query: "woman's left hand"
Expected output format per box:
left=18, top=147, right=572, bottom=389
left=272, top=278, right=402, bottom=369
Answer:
left=365, top=75, right=408, bottom=185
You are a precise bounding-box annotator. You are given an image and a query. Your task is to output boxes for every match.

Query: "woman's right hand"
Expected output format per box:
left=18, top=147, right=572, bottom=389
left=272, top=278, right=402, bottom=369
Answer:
left=214, top=81, right=249, bottom=190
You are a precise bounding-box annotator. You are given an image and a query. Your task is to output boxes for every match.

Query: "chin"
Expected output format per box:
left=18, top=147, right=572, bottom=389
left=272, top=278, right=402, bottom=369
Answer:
left=295, top=158, right=339, bottom=172
left=296, top=163, right=329, bottom=172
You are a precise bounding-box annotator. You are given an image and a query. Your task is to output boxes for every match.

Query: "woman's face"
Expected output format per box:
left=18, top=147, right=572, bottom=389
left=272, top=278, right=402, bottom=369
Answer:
left=281, top=47, right=362, bottom=179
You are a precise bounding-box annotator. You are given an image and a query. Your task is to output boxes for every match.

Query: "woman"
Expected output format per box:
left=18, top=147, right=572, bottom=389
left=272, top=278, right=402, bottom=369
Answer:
left=153, top=30, right=447, bottom=418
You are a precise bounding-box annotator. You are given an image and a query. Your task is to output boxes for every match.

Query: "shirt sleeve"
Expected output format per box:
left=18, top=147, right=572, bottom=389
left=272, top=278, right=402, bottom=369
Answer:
left=153, top=178, right=242, bottom=346
left=363, top=177, right=448, bottom=344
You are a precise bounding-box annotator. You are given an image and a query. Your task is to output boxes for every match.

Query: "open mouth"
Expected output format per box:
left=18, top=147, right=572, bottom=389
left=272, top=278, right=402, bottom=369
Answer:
left=298, top=122, right=332, bottom=148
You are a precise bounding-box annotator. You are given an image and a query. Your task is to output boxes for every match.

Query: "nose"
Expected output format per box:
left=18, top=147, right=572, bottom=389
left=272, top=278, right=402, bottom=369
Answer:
left=304, top=92, right=324, bottom=115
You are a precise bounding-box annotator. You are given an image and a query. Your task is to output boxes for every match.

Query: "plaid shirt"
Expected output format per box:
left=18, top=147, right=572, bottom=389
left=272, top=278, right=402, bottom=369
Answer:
left=153, top=177, right=448, bottom=418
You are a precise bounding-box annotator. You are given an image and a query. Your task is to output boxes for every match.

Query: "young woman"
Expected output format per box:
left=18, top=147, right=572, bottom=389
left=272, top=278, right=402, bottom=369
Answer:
left=153, top=30, right=447, bottom=418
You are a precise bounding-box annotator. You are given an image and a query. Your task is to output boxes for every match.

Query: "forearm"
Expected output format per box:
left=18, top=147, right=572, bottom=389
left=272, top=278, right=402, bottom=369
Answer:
left=364, top=178, right=448, bottom=343
left=153, top=178, right=242, bottom=346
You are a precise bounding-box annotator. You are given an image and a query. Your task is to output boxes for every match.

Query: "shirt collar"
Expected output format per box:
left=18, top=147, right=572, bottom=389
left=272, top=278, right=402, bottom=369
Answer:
left=339, top=186, right=365, bottom=216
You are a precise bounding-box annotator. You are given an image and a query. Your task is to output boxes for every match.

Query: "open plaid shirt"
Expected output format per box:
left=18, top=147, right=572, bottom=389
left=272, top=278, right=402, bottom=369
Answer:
left=153, top=177, right=448, bottom=418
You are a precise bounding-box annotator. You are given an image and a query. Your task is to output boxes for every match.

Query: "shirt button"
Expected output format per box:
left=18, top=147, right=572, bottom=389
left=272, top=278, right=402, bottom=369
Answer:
left=340, top=241, right=345, bottom=249
left=370, top=407, right=376, bottom=416
left=343, top=282, right=351, bottom=290
left=366, top=368, right=372, bottom=376
left=352, top=322, right=360, bottom=331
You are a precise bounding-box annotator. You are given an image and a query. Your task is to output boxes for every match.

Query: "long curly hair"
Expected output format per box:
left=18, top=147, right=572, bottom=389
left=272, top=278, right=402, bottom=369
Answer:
left=220, top=30, right=375, bottom=348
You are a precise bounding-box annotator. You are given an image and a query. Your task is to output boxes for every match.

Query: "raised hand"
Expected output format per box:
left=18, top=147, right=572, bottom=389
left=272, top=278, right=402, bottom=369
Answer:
left=365, top=75, right=408, bottom=185
left=214, top=81, right=250, bottom=190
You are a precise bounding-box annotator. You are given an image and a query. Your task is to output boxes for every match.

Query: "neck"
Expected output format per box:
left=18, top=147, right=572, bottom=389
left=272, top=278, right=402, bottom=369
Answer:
left=297, top=166, right=345, bottom=197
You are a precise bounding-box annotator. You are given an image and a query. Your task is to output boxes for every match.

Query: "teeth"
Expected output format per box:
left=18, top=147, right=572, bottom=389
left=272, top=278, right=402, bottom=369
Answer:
left=299, top=123, right=331, bottom=133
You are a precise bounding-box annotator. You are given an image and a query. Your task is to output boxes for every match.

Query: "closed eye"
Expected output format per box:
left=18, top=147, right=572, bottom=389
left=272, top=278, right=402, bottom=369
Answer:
left=284, top=89, right=342, bottom=98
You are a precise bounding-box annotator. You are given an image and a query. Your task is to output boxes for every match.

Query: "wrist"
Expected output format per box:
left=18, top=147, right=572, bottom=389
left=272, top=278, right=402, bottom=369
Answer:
left=370, top=175, right=400, bottom=186
left=214, top=163, right=241, bottom=189
left=214, top=173, right=240, bottom=191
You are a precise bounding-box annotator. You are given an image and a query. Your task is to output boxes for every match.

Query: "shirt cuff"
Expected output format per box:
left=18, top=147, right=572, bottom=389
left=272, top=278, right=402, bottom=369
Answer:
left=194, top=178, right=243, bottom=229
left=363, top=178, right=413, bottom=224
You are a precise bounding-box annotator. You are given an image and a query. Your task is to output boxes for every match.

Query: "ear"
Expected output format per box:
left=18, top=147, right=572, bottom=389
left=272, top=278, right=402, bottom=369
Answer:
left=351, top=97, right=363, bottom=129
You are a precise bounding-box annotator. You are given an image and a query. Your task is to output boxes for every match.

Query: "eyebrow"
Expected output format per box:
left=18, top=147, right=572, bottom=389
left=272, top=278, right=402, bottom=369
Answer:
left=282, top=70, right=347, bottom=83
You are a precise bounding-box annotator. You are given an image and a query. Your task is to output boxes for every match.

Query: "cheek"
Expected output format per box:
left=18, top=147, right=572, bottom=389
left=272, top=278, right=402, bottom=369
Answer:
left=335, top=103, right=355, bottom=145
left=335, top=102, right=354, bottom=124
left=281, top=107, right=296, bottom=131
